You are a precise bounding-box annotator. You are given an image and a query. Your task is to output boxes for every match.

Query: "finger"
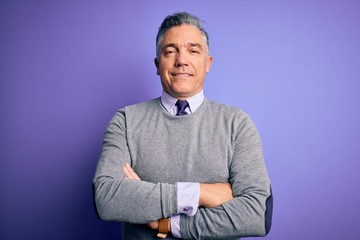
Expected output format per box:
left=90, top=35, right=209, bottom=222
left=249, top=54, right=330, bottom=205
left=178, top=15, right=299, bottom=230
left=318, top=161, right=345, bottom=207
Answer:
left=125, top=163, right=140, bottom=180
left=124, top=163, right=141, bottom=180
left=123, top=166, right=132, bottom=179
left=123, top=164, right=138, bottom=180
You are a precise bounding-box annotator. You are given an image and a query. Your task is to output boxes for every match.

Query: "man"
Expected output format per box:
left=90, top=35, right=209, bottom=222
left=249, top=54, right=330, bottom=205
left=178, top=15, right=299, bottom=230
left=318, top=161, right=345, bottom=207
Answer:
left=93, top=12, right=273, bottom=239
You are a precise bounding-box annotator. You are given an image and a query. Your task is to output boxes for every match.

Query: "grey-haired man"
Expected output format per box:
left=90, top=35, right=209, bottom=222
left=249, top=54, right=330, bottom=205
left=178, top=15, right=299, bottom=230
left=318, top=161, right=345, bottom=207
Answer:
left=93, top=12, right=273, bottom=239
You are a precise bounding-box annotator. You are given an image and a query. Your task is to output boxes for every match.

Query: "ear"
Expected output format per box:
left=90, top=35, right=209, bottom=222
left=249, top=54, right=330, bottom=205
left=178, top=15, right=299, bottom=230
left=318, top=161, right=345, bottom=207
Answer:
left=205, top=55, right=213, bottom=73
left=154, top=58, right=160, bottom=75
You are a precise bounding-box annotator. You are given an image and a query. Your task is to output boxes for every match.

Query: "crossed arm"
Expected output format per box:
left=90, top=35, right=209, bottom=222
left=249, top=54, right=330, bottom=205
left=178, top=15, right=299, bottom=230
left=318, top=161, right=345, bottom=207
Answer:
left=94, top=110, right=272, bottom=239
left=123, top=163, right=234, bottom=231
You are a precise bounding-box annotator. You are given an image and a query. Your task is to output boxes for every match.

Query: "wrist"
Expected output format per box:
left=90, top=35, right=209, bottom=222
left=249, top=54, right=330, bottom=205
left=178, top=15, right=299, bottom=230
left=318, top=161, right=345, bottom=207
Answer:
left=199, top=183, right=208, bottom=206
left=157, top=218, right=170, bottom=238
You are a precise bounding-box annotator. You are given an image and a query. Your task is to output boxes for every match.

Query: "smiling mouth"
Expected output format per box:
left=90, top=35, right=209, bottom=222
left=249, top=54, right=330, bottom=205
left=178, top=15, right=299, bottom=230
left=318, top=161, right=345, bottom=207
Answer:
left=171, top=73, right=192, bottom=77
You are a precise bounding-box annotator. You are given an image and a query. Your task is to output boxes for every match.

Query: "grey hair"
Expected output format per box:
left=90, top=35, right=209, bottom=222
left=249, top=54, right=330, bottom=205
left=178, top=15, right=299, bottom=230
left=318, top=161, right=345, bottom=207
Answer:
left=156, top=12, right=209, bottom=57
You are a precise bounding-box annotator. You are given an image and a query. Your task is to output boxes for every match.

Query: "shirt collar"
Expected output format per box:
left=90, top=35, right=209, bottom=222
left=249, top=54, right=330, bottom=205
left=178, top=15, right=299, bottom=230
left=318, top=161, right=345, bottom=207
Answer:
left=161, top=90, right=204, bottom=114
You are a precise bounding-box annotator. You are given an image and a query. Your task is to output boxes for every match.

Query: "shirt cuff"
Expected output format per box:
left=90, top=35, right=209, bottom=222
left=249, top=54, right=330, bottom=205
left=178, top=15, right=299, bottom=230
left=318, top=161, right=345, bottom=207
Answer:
left=176, top=182, right=200, bottom=216
left=170, top=215, right=181, bottom=238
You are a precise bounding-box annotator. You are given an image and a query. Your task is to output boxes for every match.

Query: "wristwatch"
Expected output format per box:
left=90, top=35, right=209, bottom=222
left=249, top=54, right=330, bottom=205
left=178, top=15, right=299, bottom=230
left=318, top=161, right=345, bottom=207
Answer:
left=157, top=218, right=170, bottom=238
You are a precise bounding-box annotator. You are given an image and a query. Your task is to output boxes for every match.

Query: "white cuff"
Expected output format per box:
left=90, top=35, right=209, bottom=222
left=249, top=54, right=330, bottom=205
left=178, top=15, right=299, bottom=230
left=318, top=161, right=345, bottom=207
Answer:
left=170, top=215, right=182, bottom=238
left=176, top=182, right=200, bottom=216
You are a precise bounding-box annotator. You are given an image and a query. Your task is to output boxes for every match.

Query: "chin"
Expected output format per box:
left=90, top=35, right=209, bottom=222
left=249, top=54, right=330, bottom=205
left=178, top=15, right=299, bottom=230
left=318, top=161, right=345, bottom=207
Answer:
left=175, top=93, right=195, bottom=99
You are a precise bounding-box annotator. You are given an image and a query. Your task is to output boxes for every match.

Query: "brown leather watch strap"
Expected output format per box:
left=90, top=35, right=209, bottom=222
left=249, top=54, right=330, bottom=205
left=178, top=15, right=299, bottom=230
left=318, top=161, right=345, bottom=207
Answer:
left=157, top=218, right=170, bottom=238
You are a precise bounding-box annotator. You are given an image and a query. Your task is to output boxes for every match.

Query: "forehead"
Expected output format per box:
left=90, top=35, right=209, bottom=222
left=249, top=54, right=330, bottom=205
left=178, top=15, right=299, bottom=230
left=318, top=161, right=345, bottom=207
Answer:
left=161, top=24, right=206, bottom=47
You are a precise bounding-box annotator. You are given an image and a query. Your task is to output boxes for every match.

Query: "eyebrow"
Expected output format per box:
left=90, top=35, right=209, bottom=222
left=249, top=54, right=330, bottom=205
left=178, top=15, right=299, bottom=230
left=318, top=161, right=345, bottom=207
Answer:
left=162, top=42, right=204, bottom=50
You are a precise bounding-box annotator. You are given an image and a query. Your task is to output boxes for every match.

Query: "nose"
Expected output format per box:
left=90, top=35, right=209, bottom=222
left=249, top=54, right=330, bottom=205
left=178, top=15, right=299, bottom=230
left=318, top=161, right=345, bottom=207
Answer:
left=174, top=50, right=188, bottom=67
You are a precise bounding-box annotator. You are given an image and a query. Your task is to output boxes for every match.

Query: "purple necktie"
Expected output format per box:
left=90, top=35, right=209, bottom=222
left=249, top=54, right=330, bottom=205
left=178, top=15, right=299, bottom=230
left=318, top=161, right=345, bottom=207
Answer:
left=175, top=100, right=189, bottom=116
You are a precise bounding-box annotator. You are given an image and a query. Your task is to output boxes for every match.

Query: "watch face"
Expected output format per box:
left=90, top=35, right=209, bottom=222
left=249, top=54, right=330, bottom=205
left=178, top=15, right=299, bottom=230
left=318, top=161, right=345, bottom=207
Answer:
left=157, top=233, right=168, bottom=239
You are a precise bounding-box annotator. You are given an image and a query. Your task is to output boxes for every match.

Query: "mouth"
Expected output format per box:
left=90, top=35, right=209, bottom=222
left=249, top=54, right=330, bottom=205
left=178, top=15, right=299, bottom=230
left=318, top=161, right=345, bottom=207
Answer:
left=171, top=72, right=193, bottom=77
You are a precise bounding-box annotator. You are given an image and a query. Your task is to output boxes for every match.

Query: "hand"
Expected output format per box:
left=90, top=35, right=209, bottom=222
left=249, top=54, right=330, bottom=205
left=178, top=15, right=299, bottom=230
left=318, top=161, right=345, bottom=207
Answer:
left=123, top=163, right=141, bottom=180
left=199, top=183, right=233, bottom=208
left=147, top=220, right=159, bottom=230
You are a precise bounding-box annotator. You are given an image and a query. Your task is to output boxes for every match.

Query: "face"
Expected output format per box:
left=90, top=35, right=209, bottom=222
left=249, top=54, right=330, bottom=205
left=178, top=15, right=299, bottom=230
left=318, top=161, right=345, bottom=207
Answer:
left=155, top=24, right=213, bottom=100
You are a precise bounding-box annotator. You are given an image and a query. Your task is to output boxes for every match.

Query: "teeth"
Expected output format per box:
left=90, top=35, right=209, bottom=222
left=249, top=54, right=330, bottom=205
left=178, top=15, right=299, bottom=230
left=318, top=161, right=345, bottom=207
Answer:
left=174, top=73, right=190, bottom=76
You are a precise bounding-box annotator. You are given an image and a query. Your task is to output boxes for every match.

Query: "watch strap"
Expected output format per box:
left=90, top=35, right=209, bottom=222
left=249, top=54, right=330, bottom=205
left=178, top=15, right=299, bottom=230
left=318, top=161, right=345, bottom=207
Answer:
left=157, top=218, right=170, bottom=238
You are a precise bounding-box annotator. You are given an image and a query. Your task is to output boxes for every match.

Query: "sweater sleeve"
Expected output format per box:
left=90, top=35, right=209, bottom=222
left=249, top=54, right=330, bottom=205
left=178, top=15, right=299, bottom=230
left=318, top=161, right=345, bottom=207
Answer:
left=92, top=110, right=178, bottom=224
left=179, top=114, right=273, bottom=239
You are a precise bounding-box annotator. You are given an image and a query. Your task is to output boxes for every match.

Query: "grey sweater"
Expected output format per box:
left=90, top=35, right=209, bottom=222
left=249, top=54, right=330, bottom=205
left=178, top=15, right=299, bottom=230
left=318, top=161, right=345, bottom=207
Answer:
left=93, top=98, right=273, bottom=239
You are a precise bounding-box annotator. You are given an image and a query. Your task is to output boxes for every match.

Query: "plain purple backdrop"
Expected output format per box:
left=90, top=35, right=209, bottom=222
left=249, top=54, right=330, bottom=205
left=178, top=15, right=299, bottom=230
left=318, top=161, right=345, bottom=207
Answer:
left=1, top=0, right=359, bottom=239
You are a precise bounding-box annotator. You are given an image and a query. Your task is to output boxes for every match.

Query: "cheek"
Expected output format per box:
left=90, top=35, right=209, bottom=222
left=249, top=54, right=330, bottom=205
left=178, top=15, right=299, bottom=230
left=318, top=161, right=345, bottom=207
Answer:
left=158, top=63, right=171, bottom=76
left=158, top=66, right=168, bottom=78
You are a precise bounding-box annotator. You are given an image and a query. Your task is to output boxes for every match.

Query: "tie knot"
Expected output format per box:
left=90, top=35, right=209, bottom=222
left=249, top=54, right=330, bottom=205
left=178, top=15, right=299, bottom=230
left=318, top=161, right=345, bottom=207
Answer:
left=175, top=100, right=189, bottom=116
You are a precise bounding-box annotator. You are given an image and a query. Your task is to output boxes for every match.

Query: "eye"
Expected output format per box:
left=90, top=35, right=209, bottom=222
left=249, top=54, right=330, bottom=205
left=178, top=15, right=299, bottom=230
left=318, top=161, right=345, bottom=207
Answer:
left=162, top=47, right=176, bottom=56
left=166, top=50, right=175, bottom=54
left=190, top=49, right=200, bottom=54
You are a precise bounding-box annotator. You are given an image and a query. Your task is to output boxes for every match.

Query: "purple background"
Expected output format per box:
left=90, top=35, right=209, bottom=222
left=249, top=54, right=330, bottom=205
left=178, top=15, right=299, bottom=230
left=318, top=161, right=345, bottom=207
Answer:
left=1, top=0, right=359, bottom=239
